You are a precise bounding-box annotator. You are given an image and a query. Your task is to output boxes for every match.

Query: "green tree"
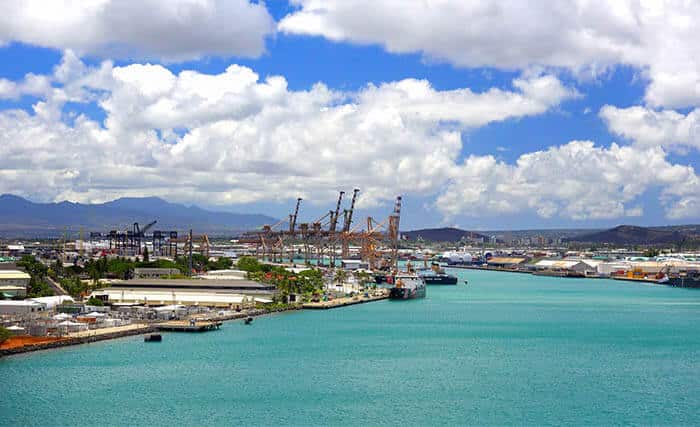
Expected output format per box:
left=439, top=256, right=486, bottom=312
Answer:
left=353, top=270, right=373, bottom=289
left=237, top=256, right=262, bottom=272
left=61, top=276, right=88, bottom=299
left=334, top=269, right=348, bottom=287
left=142, top=247, right=149, bottom=263
left=86, top=296, right=104, bottom=306
left=0, top=326, right=11, bottom=344
left=17, top=255, right=54, bottom=298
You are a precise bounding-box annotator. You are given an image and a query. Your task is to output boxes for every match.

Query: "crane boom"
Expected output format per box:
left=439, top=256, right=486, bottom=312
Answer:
left=343, top=189, right=360, bottom=232
left=141, top=220, right=157, bottom=235
left=330, top=191, right=345, bottom=232
left=289, top=198, right=302, bottom=233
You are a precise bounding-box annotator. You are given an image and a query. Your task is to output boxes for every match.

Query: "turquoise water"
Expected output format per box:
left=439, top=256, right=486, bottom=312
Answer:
left=2, top=270, right=700, bottom=426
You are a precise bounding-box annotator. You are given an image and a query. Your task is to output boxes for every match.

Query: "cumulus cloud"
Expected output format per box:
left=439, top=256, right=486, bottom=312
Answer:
left=0, top=54, right=697, bottom=221
left=0, top=53, right=577, bottom=209
left=280, top=0, right=700, bottom=109
left=0, top=0, right=274, bottom=61
left=601, top=105, right=700, bottom=151
left=436, top=141, right=700, bottom=220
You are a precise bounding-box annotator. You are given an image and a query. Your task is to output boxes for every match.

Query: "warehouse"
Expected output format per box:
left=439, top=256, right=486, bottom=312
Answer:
left=0, top=270, right=30, bottom=297
left=0, top=300, right=47, bottom=315
left=89, top=278, right=275, bottom=307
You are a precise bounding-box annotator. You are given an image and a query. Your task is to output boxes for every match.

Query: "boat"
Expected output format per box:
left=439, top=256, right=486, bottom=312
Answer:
left=388, top=274, right=426, bottom=300
left=144, top=333, right=162, bottom=342
left=662, top=271, right=700, bottom=288
left=417, top=263, right=458, bottom=285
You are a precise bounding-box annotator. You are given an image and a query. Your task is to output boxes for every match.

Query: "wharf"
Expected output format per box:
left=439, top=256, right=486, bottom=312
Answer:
left=303, top=292, right=388, bottom=310
left=157, top=320, right=222, bottom=332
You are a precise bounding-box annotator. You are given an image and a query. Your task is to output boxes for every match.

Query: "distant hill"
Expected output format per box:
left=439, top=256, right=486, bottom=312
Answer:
left=568, top=225, right=700, bottom=245
left=403, top=227, right=487, bottom=243
left=0, top=194, right=277, bottom=236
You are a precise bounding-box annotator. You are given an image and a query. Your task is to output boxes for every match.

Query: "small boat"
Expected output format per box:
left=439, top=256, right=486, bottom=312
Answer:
left=144, top=333, right=162, bottom=342
left=244, top=317, right=254, bottom=325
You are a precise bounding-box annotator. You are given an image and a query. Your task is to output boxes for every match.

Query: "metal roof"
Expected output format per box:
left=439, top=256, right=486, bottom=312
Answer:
left=114, top=278, right=270, bottom=289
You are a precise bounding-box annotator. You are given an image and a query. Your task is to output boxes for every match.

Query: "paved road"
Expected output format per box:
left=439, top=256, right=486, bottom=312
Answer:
left=45, top=276, right=68, bottom=296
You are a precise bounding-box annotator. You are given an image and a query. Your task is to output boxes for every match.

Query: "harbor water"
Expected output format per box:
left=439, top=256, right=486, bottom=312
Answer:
left=2, top=269, right=699, bottom=425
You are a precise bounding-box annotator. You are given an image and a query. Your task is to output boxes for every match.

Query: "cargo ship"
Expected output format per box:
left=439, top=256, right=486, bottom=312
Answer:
left=388, top=274, right=426, bottom=299
left=659, top=271, right=700, bottom=288
left=417, top=263, right=458, bottom=285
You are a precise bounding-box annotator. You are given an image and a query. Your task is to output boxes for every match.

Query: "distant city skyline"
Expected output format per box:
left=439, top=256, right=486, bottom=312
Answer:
left=1, top=1, right=699, bottom=230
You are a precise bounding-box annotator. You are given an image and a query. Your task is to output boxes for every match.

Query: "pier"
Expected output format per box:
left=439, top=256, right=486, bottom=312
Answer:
left=157, top=320, right=222, bottom=332
left=302, top=293, right=388, bottom=310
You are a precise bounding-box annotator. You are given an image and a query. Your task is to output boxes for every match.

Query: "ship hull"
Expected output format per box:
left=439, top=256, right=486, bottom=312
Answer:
left=665, top=276, right=700, bottom=288
left=389, top=286, right=426, bottom=299
left=422, top=275, right=458, bottom=285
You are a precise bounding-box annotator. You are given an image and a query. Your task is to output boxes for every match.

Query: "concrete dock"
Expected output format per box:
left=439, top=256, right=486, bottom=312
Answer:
left=302, top=292, right=388, bottom=310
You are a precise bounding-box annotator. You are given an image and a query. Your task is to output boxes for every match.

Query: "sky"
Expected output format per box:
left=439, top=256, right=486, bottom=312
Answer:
left=0, top=0, right=699, bottom=230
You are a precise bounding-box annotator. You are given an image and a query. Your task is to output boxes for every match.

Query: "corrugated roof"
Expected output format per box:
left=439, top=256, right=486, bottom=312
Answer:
left=0, top=270, right=30, bottom=279
left=114, top=279, right=269, bottom=289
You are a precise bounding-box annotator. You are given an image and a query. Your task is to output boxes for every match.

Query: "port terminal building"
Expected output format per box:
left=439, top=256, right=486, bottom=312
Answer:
left=90, top=278, right=275, bottom=307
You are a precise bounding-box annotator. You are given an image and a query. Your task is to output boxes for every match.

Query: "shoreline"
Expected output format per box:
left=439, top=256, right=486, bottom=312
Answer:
left=0, top=295, right=385, bottom=357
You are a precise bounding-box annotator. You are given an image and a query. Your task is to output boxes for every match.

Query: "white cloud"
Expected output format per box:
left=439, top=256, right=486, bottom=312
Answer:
left=601, top=105, right=700, bottom=151
left=0, top=54, right=578, bottom=210
left=0, top=0, right=274, bottom=61
left=1, top=54, right=697, bottom=221
left=436, top=141, right=700, bottom=221
left=280, top=0, right=700, bottom=109
left=0, top=73, right=51, bottom=99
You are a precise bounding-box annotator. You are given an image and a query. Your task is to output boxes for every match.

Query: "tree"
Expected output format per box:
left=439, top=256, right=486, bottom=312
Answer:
left=86, top=296, right=104, bottom=306
left=334, top=269, right=348, bottom=287
left=0, top=326, right=11, bottom=344
left=353, top=270, right=373, bottom=289
left=142, top=247, right=149, bottom=263
left=61, top=277, right=88, bottom=299
left=237, top=256, right=262, bottom=272
left=17, top=256, right=54, bottom=298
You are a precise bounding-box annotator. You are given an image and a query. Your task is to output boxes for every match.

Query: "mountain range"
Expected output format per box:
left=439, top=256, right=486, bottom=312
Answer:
left=567, top=225, right=700, bottom=245
left=0, top=194, right=277, bottom=237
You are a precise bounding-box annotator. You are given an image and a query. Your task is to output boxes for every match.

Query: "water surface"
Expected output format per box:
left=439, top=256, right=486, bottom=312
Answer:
left=2, top=270, right=699, bottom=425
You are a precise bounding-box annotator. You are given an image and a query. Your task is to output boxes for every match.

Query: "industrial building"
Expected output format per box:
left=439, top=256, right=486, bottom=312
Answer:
left=0, top=270, right=30, bottom=297
left=0, top=300, right=47, bottom=315
left=89, top=278, right=275, bottom=307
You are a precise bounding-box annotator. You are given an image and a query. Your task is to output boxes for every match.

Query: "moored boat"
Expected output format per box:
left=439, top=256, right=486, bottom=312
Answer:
left=417, top=263, right=458, bottom=285
left=388, top=274, right=426, bottom=300
left=144, top=333, right=162, bottom=342
left=662, top=271, right=700, bottom=288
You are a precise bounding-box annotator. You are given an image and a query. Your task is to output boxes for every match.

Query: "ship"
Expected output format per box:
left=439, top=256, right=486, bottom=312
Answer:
left=417, top=263, right=458, bottom=285
left=388, top=274, right=426, bottom=299
left=660, top=271, right=700, bottom=288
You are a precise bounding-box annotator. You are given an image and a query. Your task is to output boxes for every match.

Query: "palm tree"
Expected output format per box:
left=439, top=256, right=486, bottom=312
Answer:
left=334, top=269, right=348, bottom=289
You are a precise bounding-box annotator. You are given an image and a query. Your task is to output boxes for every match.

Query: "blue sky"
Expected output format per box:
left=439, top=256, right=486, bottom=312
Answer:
left=0, top=1, right=699, bottom=230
